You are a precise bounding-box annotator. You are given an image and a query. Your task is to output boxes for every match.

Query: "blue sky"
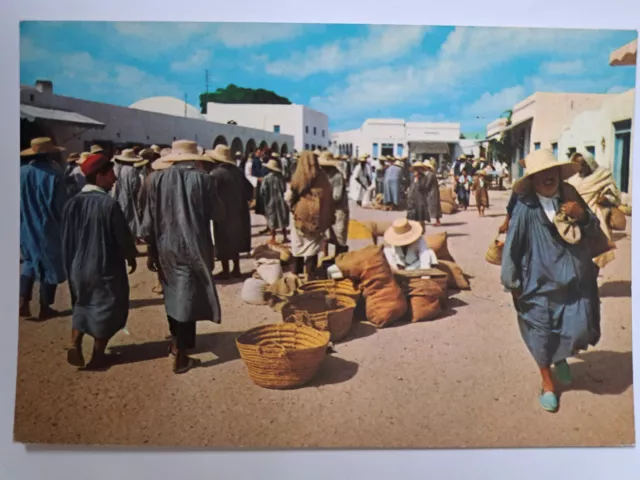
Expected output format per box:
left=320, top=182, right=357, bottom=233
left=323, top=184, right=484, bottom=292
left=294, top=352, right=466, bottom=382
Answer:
left=20, top=22, right=637, bottom=134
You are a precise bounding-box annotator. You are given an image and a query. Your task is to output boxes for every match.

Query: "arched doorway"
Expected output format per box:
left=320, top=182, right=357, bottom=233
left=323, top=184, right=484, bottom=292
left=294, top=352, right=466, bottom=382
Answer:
left=213, top=135, right=228, bottom=147
left=259, top=140, right=268, bottom=150
left=280, top=143, right=289, bottom=156
left=271, top=141, right=279, bottom=153
left=230, top=137, right=244, bottom=156
left=245, top=138, right=257, bottom=155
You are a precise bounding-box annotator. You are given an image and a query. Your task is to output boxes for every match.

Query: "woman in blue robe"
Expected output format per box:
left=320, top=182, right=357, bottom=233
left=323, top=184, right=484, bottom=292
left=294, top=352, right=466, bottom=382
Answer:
left=383, top=161, right=403, bottom=210
left=501, top=149, right=602, bottom=413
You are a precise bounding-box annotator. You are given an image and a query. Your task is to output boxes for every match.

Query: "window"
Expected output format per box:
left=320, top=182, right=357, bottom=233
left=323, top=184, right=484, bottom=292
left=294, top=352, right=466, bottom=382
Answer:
left=551, top=143, right=558, bottom=158
left=397, top=144, right=404, bottom=157
left=305, top=143, right=309, bottom=150
left=313, top=127, right=317, bottom=135
left=311, top=144, right=316, bottom=150
left=567, top=147, right=577, bottom=159
left=534, top=142, right=541, bottom=150
left=586, top=146, right=596, bottom=156
left=273, top=125, right=280, bottom=133
left=381, top=143, right=394, bottom=157
left=322, top=130, right=325, bottom=137
left=372, top=143, right=379, bottom=158
left=305, top=126, right=309, bottom=134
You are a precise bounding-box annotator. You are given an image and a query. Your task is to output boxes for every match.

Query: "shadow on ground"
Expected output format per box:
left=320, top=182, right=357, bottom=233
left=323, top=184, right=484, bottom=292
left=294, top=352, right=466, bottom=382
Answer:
left=559, top=350, right=633, bottom=396
left=599, top=280, right=631, bottom=298
left=307, top=355, right=359, bottom=387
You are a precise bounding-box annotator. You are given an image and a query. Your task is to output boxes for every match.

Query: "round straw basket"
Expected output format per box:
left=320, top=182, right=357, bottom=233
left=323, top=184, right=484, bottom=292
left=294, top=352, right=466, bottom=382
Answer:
left=282, top=291, right=356, bottom=342
left=236, top=323, right=330, bottom=389
left=298, top=279, right=361, bottom=301
left=485, top=234, right=504, bottom=266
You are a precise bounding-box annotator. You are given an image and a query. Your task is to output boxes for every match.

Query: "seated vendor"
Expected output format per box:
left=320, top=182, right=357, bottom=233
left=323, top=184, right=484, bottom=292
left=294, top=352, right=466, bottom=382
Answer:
left=383, top=219, right=438, bottom=271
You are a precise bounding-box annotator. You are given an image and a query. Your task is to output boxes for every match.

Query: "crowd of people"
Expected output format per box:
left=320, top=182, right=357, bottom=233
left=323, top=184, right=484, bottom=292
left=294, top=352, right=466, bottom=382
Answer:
left=19, top=134, right=625, bottom=413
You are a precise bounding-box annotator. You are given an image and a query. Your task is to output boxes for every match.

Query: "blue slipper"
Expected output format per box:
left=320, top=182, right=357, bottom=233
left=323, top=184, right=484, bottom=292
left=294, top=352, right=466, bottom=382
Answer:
left=555, top=360, right=573, bottom=385
left=539, top=391, right=559, bottom=412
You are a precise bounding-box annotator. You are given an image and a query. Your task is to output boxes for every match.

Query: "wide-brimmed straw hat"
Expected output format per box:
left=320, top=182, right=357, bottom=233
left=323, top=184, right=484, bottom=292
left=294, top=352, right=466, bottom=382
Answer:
left=272, top=152, right=280, bottom=159
left=206, top=144, right=235, bottom=165
left=410, top=161, right=428, bottom=170
left=134, top=159, right=149, bottom=168
left=76, top=152, right=92, bottom=165
left=384, top=218, right=424, bottom=247
left=393, top=160, right=404, bottom=168
left=90, top=144, right=104, bottom=154
left=150, top=145, right=162, bottom=154
left=152, top=158, right=174, bottom=171
left=66, top=152, right=81, bottom=164
left=163, top=140, right=212, bottom=163
left=512, top=149, right=580, bottom=195
left=457, top=154, right=467, bottom=161
left=160, top=148, right=171, bottom=157
left=235, top=151, right=242, bottom=157
left=264, top=159, right=282, bottom=173
left=358, top=155, right=369, bottom=162
left=114, top=149, right=142, bottom=163
left=319, top=152, right=343, bottom=168
left=21, top=137, right=65, bottom=157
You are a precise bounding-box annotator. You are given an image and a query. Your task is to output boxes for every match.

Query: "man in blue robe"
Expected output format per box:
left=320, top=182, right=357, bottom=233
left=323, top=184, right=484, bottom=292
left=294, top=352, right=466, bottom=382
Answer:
left=62, top=153, right=137, bottom=369
left=501, top=149, right=602, bottom=413
left=383, top=160, right=403, bottom=210
left=19, top=138, right=68, bottom=320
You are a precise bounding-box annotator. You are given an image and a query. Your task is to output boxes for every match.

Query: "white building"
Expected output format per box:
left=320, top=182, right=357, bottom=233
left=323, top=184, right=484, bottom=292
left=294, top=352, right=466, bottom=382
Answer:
left=486, top=92, right=617, bottom=179
left=19, top=81, right=293, bottom=157
left=204, top=102, right=329, bottom=153
left=331, top=118, right=464, bottom=166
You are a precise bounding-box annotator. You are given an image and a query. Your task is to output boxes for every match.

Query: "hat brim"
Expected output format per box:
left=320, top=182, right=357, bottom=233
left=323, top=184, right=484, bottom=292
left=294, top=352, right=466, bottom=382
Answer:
left=383, top=221, right=424, bottom=247
left=161, top=153, right=213, bottom=163
left=318, top=158, right=342, bottom=168
left=265, top=163, right=282, bottom=173
left=113, top=155, right=142, bottom=163
left=512, top=162, right=580, bottom=194
left=151, top=159, right=174, bottom=171
left=20, top=145, right=65, bottom=157
left=208, top=153, right=236, bottom=165
left=134, top=159, right=150, bottom=168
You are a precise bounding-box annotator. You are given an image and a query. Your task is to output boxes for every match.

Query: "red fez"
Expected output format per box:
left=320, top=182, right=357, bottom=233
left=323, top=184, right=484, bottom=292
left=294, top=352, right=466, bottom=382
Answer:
left=80, top=153, right=110, bottom=176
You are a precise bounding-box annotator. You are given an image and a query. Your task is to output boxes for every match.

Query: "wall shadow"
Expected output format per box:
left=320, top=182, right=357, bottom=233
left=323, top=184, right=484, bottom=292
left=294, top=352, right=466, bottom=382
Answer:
left=598, top=280, right=631, bottom=298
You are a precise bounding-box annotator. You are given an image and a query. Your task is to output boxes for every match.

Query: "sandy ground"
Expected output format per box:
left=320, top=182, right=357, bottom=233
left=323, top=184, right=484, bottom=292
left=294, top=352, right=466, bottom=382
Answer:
left=13, top=190, right=634, bottom=448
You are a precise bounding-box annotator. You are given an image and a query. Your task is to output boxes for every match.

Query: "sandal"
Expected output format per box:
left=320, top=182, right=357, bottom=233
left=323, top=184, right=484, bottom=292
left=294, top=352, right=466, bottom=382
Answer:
left=66, top=346, right=85, bottom=367
left=539, top=391, right=559, bottom=412
left=554, top=360, right=573, bottom=385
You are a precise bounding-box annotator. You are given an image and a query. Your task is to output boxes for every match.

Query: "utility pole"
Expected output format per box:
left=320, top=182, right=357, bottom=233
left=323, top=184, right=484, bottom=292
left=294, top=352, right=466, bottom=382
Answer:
left=204, top=69, right=210, bottom=114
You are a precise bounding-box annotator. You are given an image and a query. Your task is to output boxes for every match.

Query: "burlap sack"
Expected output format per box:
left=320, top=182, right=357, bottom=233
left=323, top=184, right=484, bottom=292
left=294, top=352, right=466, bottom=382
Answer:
left=439, top=186, right=456, bottom=204
left=292, top=175, right=335, bottom=236
left=436, top=260, right=470, bottom=290
left=425, top=232, right=455, bottom=262
left=609, top=206, right=627, bottom=231
left=335, top=244, right=381, bottom=280
left=405, top=278, right=444, bottom=323
left=441, top=201, right=457, bottom=215
left=359, top=246, right=407, bottom=328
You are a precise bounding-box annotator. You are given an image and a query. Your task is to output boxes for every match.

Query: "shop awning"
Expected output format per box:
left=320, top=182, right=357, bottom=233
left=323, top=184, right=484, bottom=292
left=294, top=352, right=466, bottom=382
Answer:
left=20, top=104, right=105, bottom=128
left=609, top=39, right=637, bottom=66
left=408, top=142, right=450, bottom=155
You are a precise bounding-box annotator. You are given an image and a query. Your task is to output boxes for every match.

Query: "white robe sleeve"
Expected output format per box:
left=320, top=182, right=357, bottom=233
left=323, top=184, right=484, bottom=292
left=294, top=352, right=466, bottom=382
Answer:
left=383, top=246, right=398, bottom=270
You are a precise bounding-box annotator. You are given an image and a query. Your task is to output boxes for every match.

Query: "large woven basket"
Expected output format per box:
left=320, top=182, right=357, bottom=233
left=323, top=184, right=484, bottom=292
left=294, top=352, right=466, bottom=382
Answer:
left=298, top=279, right=361, bottom=301
left=282, top=291, right=356, bottom=342
left=236, top=323, right=330, bottom=390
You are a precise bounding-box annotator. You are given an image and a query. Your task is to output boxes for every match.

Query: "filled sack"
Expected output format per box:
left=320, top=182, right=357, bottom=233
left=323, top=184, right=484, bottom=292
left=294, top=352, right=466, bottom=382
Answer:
left=359, top=246, right=407, bottom=328
left=436, top=260, right=470, bottom=290
left=255, top=258, right=283, bottom=285
left=609, top=206, right=627, bottom=231
left=441, top=201, right=458, bottom=215
left=335, top=244, right=381, bottom=280
left=439, top=186, right=456, bottom=204
left=265, top=273, right=303, bottom=311
left=405, top=278, right=444, bottom=323
left=424, top=231, right=455, bottom=262
left=241, top=277, right=268, bottom=305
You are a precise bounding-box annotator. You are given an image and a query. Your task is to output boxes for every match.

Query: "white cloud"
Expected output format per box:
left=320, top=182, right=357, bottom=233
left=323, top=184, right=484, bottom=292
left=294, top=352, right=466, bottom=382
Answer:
left=20, top=37, right=47, bottom=62
left=310, top=26, right=624, bottom=121
left=465, top=85, right=527, bottom=117
left=212, top=23, right=304, bottom=48
left=266, top=25, right=429, bottom=78
left=540, top=59, right=586, bottom=76
left=607, top=85, right=630, bottom=94
left=170, top=50, right=211, bottom=72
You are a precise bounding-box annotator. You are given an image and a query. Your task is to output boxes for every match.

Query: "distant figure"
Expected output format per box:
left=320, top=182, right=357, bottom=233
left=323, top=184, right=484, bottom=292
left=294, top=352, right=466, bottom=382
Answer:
left=349, top=155, right=372, bottom=206
left=319, top=152, right=350, bottom=256
left=406, top=161, right=430, bottom=228
left=113, top=149, right=144, bottom=241
left=423, top=158, right=442, bottom=226
left=62, top=153, right=137, bottom=370
left=455, top=166, right=472, bottom=210
left=261, top=159, right=290, bottom=245
left=472, top=170, right=490, bottom=217
left=374, top=158, right=387, bottom=195
left=383, top=160, right=404, bottom=210
left=19, top=137, right=68, bottom=320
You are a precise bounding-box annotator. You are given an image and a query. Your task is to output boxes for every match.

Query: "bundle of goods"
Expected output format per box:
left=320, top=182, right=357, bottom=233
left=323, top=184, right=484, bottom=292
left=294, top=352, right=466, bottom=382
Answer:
left=399, top=277, right=445, bottom=323
left=236, top=323, right=330, bottom=389
left=424, top=231, right=455, bottom=262
left=336, top=245, right=407, bottom=328
left=252, top=243, right=290, bottom=263
left=255, top=258, right=283, bottom=285
left=439, top=186, right=458, bottom=215
left=608, top=207, right=627, bottom=231
left=394, top=268, right=449, bottom=305
left=281, top=291, right=356, bottom=342
left=298, top=278, right=361, bottom=302
left=423, top=232, right=470, bottom=290
left=265, top=273, right=304, bottom=312
left=241, top=275, right=269, bottom=305
left=485, top=234, right=505, bottom=266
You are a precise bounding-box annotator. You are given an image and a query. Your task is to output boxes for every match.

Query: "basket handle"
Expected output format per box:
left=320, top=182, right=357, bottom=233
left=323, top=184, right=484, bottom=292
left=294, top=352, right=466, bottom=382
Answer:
left=258, top=341, right=288, bottom=358
left=285, top=312, right=312, bottom=327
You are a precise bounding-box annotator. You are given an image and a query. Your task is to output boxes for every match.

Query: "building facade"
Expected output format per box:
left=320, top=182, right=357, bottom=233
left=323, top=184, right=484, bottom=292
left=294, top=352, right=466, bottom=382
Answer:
left=331, top=118, right=464, bottom=166
left=204, top=102, right=329, bottom=152
left=20, top=81, right=293, bottom=157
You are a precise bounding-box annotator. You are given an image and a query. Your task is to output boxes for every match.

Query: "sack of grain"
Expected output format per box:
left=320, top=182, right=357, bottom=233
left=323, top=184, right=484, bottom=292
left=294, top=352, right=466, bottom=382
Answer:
left=440, top=201, right=457, bottom=215
left=255, top=258, right=283, bottom=285
left=439, top=186, right=456, bottom=204
left=424, top=231, right=455, bottom=262
left=436, top=260, right=470, bottom=290
left=335, top=244, right=381, bottom=280
left=405, top=278, right=444, bottom=322
left=609, top=206, right=627, bottom=231
left=241, top=277, right=268, bottom=305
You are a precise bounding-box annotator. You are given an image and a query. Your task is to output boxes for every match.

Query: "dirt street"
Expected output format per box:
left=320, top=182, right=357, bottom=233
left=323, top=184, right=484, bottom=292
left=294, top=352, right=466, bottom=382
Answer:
left=13, top=190, right=634, bottom=448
